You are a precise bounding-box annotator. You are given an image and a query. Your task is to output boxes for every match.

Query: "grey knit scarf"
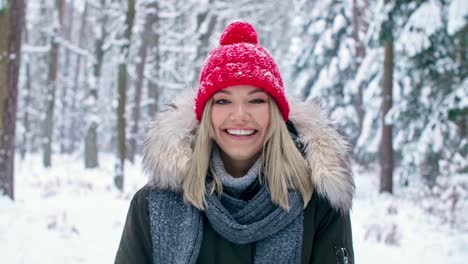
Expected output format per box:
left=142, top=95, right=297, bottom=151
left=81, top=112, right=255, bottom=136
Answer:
left=211, top=146, right=261, bottom=197
left=148, top=151, right=304, bottom=264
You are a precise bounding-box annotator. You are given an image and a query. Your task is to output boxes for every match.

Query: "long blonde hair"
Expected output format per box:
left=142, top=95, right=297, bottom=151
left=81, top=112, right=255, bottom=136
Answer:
left=183, top=98, right=312, bottom=210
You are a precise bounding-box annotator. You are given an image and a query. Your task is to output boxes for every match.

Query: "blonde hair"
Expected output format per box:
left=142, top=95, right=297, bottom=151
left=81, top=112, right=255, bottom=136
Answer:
left=183, top=98, right=312, bottom=210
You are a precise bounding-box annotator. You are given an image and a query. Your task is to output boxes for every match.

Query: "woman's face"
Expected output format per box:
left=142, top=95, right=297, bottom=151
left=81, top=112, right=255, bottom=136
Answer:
left=211, top=85, right=270, bottom=164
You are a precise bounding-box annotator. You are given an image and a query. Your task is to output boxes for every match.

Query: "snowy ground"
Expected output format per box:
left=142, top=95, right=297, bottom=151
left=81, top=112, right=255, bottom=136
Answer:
left=1, top=154, right=467, bottom=263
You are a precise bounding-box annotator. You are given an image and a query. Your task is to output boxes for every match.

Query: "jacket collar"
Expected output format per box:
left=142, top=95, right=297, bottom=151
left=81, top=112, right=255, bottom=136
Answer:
left=143, top=89, right=355, bottom=212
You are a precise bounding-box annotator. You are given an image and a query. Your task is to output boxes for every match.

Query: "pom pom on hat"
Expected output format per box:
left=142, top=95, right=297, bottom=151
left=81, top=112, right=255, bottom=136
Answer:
left=195, top=21, right=289, bottom=121
left=219, top=21, right=258, bottom=45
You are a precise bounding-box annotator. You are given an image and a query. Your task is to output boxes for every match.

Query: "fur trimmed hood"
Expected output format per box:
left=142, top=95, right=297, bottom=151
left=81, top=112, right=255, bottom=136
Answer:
left=143, top=90, right=355, bottom=212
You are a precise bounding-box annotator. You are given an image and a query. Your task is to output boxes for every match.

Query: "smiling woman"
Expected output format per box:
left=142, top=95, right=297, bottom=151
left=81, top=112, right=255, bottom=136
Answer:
left=211, top=85, right=270, bottom=176
left=115, top=21, right=355, bottom=264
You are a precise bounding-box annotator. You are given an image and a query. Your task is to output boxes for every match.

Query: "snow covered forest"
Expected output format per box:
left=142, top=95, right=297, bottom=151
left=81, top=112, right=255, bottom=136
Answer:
left=0, top=0, right=467, bottom=263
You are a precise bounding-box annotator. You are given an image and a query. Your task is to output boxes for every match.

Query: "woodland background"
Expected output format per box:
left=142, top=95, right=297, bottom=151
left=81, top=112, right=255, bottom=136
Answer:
left=0, top=0, right=467, bottom=263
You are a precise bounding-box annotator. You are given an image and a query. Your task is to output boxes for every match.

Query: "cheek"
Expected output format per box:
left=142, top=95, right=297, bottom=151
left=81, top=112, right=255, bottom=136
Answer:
left=210, top=107, right=222, bottom=128
left=257, top=107, right=270, bottom=132
left=210, top=107, right=226, bottom=139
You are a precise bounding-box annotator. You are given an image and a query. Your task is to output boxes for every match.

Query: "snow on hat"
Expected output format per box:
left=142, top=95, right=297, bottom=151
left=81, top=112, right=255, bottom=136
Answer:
left=194, top=21, right=289, bottom=121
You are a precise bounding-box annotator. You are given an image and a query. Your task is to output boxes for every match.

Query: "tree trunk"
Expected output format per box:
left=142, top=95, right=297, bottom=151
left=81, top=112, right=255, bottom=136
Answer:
left=352, top=0, right=362, bottom=141
left=457, top=25, right=467, bottom=138
left=380, top=0, right=394, bottom=194
left=20, top=26, right=32, bottom=159
left=147, top=81, right=159, bottom=118
left=352, top=0, right=359, bottom=52
left=0, top=0, right=26, bottom=199
left=43, top=0, right=65, bottom=167
left=69, top=1, right=88, bottom=154
left=85, top=0, right=106, bottom=169
left=59, top=0, right=74, bottom=153
left=147, top=1, right=160, bottom=118
left=459, top=24, right=467, bottom=82
left=115, top=0, right=135, bottom=191
left=84, top=122, right=98, bottom=168
left=128, top=1, right=156, bottom=163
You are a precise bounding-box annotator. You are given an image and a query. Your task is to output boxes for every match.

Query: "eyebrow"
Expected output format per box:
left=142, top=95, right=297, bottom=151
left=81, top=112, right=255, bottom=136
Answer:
left=248, top=89, right=267, bottom=95
left=215, top=89, right=266, bottom=95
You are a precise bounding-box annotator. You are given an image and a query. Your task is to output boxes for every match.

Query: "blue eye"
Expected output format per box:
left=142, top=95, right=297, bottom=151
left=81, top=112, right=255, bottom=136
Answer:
left=215, top=99, right=230, bottom=105
left=250, top=99, right=266, bottom=104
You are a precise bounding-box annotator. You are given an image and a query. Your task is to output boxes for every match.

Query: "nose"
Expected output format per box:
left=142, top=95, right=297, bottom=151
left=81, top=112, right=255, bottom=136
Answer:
left=230, top=104, right=249, bottom=122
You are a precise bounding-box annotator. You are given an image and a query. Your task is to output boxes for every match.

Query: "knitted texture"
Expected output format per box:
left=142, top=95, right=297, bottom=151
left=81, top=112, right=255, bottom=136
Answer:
left=211, top=146, right=261, bottom=197
left=148, top=190, right=203, bottom=264
left=195, top=21, right=289, bottom=121
left=148, top=186, right=304, bottom=264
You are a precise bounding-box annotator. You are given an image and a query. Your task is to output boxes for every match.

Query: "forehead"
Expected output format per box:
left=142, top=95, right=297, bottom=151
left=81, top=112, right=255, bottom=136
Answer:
left=215, top=85, right=267, bottom=95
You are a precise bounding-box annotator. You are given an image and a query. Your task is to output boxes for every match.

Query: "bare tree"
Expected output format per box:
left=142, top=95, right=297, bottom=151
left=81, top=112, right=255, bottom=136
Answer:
left=115, top=0, right=136, bottom=191
left=69, top=1, right=89, bottom=154
left=0, top=0, right=26, bottom=199
left=85, top=0, right=108, bottom=168
left=20, top=26, right=32, bottom=159
left=147, top=1, right=160, bottom=119
left=128, top=0, right=158, bottom=163
left=59, top=0, right=75, bottom=153
left=43, top=0, right=65, bottom=167
left=380, top=0, right=394, bottom=193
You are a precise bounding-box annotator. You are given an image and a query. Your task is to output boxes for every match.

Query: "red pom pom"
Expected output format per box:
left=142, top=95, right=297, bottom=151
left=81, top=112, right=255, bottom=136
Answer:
left=219, top=22, right=258, bottom=46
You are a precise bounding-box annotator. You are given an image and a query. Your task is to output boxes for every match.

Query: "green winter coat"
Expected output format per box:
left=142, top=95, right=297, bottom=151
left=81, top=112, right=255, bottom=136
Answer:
left=115, top=92, right=355, bottom=264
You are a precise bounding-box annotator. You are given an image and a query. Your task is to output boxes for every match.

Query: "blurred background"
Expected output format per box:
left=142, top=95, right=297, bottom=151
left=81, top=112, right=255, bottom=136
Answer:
left=0, top=0, right=467, bottom=263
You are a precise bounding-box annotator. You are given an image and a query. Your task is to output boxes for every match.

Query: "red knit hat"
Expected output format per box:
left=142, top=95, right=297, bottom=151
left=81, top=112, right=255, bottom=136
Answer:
left=194, top=21, right=289, bottom=121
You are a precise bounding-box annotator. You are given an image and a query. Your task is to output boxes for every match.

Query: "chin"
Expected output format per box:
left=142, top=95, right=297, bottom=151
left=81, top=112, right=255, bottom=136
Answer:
left=224, top=149, right=261, bottom=162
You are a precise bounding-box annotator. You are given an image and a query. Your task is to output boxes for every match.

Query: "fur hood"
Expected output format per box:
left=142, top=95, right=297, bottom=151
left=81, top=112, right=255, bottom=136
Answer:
left=143, top=90, right=355, bottom=212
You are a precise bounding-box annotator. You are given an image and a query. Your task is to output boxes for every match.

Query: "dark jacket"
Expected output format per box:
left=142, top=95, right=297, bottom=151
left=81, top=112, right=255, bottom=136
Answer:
left=115, top=185, right=353, bottom=264
left=115, top=91, right=355, bottom=264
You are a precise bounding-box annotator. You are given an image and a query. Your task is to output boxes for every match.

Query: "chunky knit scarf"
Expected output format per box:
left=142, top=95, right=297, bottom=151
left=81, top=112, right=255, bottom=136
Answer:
left=148, top=150, right=304, bottom=264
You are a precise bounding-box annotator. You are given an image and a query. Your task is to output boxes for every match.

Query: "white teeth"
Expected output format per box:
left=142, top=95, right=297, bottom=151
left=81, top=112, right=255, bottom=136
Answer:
left=226, top=129, right=255, bottom=136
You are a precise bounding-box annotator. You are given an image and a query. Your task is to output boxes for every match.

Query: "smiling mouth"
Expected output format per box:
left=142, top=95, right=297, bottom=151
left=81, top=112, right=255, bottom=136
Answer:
left=224, top=129, right=258, bottom=136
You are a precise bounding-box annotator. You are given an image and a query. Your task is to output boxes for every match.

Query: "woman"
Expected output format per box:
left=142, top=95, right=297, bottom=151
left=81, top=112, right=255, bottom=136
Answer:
left=115, top=21, right=355, bottom=264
